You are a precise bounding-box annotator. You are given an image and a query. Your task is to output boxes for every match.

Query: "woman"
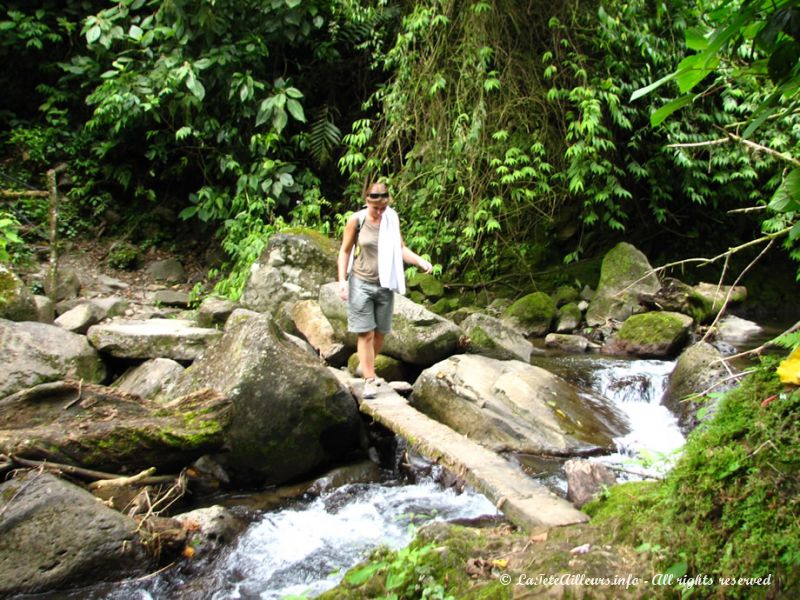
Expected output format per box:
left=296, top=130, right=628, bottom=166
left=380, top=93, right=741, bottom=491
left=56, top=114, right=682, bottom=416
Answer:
left=337, top=179, right=433, bottom=399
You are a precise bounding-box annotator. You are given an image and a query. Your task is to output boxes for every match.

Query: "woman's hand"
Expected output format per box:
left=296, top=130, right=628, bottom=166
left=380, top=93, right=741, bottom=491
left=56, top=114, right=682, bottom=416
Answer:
left=338, top=280, right=349, bottom=301
left=418, top=258, right=433, bottom=274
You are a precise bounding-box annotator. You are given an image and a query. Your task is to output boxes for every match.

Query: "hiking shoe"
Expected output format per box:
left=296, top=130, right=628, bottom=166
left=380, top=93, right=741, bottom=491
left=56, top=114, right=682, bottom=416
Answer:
left=363, top=378, right=377, bottom=399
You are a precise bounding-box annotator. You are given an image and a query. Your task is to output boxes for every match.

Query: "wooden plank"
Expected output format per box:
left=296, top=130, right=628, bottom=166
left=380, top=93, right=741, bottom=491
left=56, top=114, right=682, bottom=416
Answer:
left=353, top=379, right=589, bottom=531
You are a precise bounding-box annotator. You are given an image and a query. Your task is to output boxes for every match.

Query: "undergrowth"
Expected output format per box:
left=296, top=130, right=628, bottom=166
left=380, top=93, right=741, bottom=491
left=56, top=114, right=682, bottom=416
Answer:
left=587, top=356, right=800, bottom=598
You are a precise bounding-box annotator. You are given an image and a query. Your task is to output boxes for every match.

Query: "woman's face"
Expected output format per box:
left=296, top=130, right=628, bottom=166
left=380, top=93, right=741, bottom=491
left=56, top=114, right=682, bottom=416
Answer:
left=365, top=183, right=390, bottom=218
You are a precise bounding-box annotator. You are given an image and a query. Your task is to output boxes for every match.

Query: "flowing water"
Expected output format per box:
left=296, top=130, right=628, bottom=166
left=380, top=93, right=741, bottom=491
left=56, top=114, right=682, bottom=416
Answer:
left=83, top=317, right=783, bottom=599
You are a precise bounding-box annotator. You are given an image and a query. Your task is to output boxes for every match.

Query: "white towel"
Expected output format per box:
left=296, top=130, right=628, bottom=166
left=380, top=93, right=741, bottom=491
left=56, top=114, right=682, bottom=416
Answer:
left=378, top=207, right=406, bottom=295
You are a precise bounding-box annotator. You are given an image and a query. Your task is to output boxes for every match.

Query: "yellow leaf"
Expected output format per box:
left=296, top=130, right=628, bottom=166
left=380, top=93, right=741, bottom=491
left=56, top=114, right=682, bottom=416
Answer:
left=777, top=347, right=800, bottom=385
left=491, top=559, right=508, bottom=569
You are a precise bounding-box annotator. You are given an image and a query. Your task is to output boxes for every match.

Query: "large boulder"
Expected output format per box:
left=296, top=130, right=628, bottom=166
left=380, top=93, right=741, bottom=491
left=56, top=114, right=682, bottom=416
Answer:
left=240, top=231, right=338, bottom=323
left=44, top=267, right=81, bottom=302
left=585, top=242, right=661, bottom=326
left=145, top=258, right=186, bottom=283
left=319, top=282, right=462, bottom=367
left=87, top=318, right=223, bottom=360
left=461, top=312, right=533, bottom=362
left=0, top=471, right=149, bottom=596
left=0, top=264, right=37, bottom=321
left=661, top=341, right=733, bottom=433
left=411, top=354, right=627, bottom=456
left=603, top=311, right=694, bottom=358
left=502, top=291, right=557, bottom=337
left=0, top=381, right=231, bottom=473
left=0, top=319, right=106, bottom=398
left=169, top=312, right=364, bottom=486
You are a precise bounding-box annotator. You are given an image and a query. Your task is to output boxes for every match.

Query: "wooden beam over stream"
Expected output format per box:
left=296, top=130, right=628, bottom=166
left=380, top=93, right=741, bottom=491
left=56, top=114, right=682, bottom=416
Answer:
left=351, top=379, right=589, bottom=532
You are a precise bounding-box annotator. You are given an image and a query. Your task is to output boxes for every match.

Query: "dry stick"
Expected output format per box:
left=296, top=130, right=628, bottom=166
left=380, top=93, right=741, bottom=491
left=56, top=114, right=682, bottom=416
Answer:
left=666, top=129, right=800, bottom=169
left=682, top=369, right=757, bottom=403
left=10, top=455, right=176, bottom=484
left=600, top=464, right=664, bottom=481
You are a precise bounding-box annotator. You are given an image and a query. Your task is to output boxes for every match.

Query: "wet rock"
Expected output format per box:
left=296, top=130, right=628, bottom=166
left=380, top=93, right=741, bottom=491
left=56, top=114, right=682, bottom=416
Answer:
left=545, top=333, right=596, bottom=353
left=412, top=354, right=628, bottom=456
left=0, top=319, right=106, bottom=398
left=661, top=341, right=733, bottom=433
left=173, top=505, right=246, bottom=558
left=716, top=314, right=762, bottom=346
left=555, top=302, right=583, bottom=333
left=0, top=471, right=149, bottom=596
left=603, top=311, right=693, bottom=358
left=565, top=459, right=617, bottom=508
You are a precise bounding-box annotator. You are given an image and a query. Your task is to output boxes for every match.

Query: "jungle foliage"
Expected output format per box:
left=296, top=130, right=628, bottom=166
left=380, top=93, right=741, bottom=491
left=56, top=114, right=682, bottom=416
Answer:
left=0, top=0, right=798, bottom=295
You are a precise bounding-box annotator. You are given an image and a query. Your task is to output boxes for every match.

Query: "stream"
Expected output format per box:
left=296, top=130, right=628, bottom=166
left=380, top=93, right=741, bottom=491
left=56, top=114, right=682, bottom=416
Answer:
left=67, top=316, right=782, bottom=600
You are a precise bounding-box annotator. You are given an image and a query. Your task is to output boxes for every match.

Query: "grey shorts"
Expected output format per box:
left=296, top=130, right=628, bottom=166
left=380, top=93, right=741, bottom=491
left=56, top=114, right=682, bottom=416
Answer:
left=348, top=275, right=395, bottom=334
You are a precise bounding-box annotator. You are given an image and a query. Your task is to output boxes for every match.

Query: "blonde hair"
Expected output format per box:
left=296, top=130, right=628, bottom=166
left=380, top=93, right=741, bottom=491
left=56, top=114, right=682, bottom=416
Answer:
left=361, top=176, right=392, bottom=204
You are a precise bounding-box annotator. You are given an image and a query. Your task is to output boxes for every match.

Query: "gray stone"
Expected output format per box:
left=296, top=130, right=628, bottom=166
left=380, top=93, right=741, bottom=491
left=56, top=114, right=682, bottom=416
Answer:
left=170, top=313, right=364, bottom=486
left=87, top=318, right=222, bottom=360
left=54, top=302, right=103, bottom=333
left=152, top=289, right=191, bottom=307
left=0, top=472, right=148, bottom=596
left=97, top=274, right=129, bottom=291
left=33, top=294, right=55, bottom=323
left=0, top=264, right=37, bottom=321
left=240, top=232, right=338, bottom=323
left=716, top=314, right=762, bottom=345
left=461, top=312, right=533, bottom=362
left=197, top=296, right=238, bottom=328
left=44, top=267, right=81, bottom=302
left=411, top=354, right=628, bottom=456
left=555, top=302, right=583, bottom=333
left=545, top=333, right=595, bottom=353
left=585, top=242, right=660, bottom=327
left=145, top=258, right=186, bottom=283
left=112, top=357, right=185, bottom=400
left=565, top=459, right=617, bottom=508
left=0, top=319, right=106, bottom=398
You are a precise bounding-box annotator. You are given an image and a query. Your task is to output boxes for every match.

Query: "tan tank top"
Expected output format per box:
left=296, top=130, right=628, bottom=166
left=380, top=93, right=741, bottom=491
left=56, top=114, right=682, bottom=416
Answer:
left=352, top=219, right=380, bottom=282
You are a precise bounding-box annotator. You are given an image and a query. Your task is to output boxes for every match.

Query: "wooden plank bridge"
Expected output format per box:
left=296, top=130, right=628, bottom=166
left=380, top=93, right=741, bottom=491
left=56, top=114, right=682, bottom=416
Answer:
left=343, top=375, right=589, bottom=533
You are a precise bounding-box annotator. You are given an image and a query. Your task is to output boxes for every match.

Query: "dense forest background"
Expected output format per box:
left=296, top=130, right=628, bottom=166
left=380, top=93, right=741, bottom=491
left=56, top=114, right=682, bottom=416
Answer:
left=1, top=0, right=798, bottom=308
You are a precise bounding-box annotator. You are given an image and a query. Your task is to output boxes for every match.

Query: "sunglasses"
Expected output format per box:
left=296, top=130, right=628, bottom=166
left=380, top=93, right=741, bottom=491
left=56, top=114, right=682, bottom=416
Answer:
left=367, top=192, right=390, bottom=199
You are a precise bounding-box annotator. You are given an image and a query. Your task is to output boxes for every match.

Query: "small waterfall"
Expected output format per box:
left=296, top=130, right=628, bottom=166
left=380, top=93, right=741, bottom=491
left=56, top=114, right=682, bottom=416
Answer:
left=583, top=357, right=684, bottom=476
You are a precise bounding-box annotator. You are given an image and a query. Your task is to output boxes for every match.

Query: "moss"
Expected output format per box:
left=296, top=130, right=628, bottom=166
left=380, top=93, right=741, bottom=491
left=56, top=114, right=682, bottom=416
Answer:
left=506, top=291, right=555, bottom=320
left=587, top=358, right=800, bottom=597
left=279, top=227, right=339, bottom=254
left=616, top=312, right=686, bottom=345
left=468, top=325, right=497, bottom=351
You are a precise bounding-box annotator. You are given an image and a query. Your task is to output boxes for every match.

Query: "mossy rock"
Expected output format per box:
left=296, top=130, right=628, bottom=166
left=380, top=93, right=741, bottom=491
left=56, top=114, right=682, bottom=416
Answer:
left=555, top=301, right=583, bottom=333
left=429, top=296, right=459, bottom=315
left=408, top=273, right=445, bottom=300
left=603, top=311, right=693, bottom=358
left=347, top=353, right=409, bottom=382
left=552, top=284, right=581, bottom=307
left=0, top=264, right=38, bottom=321
left=503, top=291, right=556, bottom=337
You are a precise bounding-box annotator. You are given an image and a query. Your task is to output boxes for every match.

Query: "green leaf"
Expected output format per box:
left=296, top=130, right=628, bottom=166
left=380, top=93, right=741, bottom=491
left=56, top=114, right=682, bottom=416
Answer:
left=186, top=71, right=205, bottom=100
left=273, top=109, right=288, bottom=133
left=630, top=71, right=678, bottom=101
left=129, top=25, right=143, bottom=40
left=86, top=24, right=101, bottom=44
left=286, top=98, right=305, bottom=122
left=685, top=26, right=709, bottom=51
left=769, top=168, right=800, bottom=213
left=666, top=561, right=689, bottom=579
left=650, top=94, right=694, bottom=126
left=344, top=563, right=381, bottom=585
